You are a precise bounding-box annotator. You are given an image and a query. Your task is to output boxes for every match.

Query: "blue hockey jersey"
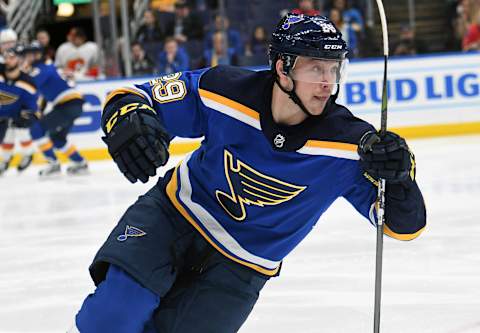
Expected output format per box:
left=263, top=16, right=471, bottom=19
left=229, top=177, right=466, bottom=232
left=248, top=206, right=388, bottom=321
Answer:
left=105, top=66, right=426, bottom=276
left=29, top=59, right=82, bottom=105
left=0, top=64, right=38, bottom=118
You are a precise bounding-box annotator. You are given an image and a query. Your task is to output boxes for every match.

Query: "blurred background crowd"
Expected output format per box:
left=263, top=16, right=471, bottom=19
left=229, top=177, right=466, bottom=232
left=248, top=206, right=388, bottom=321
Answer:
left=0, top=0, right=479, bottom=80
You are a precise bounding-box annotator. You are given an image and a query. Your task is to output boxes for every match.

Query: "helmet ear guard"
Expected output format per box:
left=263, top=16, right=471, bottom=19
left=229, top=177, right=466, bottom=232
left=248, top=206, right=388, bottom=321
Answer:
left=280, top=54, right=296, bottom=75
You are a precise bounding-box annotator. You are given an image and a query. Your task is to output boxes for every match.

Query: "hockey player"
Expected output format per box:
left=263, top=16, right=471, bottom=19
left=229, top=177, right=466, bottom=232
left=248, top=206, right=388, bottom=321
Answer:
left=21, top=41, right=88, bottom=176
left=0, top=46, right=38, bottom=175
left=72, top=14, right=426, bottom=332
left=0, top=29, right=36, bottom=172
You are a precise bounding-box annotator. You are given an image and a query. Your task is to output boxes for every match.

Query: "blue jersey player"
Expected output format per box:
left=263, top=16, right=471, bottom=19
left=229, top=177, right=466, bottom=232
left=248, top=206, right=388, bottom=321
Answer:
left=0, top=47, right=38, bottom=176
left=71, top=14, right=426, bottom=333
left=21, top=41, right=88, bottom=176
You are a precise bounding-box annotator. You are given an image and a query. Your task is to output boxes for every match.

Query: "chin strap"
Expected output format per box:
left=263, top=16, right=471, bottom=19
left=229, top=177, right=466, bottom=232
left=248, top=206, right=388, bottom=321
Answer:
left=274, top=75, right=314, bottom=117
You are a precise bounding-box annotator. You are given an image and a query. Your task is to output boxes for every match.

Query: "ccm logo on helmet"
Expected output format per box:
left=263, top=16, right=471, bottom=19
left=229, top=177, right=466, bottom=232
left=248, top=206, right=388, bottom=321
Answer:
left=324, top=45, right=343, bottom=50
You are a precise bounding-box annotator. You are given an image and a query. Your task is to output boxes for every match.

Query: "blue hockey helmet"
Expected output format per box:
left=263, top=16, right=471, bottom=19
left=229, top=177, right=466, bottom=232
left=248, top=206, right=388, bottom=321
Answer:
left=24, top=40, right=44, bottom=54
left=269, top=13, right=348, bottom=83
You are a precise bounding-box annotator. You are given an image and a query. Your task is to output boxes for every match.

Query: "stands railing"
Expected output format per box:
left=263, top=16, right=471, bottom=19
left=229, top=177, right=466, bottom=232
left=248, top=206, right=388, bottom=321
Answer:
left=6, top=0, right=43, bottom=41
left=131, top=0, right=149, bottom=38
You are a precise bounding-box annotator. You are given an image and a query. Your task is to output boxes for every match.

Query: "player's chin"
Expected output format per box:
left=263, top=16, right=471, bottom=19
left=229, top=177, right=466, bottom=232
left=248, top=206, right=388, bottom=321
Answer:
left=308, top=98, right=328, bottom=115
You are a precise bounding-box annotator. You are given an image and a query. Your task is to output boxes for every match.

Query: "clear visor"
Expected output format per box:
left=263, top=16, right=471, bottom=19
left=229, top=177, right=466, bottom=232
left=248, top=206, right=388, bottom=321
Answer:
left=289, top=56, right=348, bottom=84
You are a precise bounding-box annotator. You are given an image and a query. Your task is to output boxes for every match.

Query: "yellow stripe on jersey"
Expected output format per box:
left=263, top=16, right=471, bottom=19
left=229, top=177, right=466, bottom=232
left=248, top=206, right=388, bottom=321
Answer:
left=103, top=87, right=146, bottom=108
left=199, top=89, right=260, bottom=121
left=384, top=223, right=425, bottom=241
left=15, top=81, right=37, bottom=95
left=56, top=92, right=83, bottom=105
left=166, top=165, right=280, bottom=276
left=304, top=140, right=358, bottom=152
left=298, top=140, right=359, bottom=159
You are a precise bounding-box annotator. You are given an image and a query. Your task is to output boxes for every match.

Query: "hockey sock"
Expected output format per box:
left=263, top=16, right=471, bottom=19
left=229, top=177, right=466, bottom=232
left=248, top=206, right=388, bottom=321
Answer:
left=62, top=144, right=84, bottom=162
left=36, top=138, right=58, bottom=162
left=1, top=143, right=14, bottom=162
left=17, top=128, right=35, bottom=155
left=54, top=140, right=84, bottom=163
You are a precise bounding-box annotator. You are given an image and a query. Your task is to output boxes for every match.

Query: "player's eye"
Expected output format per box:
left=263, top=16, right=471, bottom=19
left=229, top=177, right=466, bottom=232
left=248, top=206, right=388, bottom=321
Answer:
left=312, top=66, right=324, bottom=74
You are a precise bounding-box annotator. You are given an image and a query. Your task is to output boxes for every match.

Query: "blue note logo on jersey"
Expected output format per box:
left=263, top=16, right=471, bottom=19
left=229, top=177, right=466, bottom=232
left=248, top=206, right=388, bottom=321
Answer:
left=215, top=150, right=307, bottom=221
left=117, top=225, right=147, bottom=242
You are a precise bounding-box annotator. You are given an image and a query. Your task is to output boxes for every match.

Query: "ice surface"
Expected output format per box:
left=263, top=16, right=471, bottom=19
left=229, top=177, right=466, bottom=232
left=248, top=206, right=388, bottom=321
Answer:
left=1, top=135, right=479, bottom=333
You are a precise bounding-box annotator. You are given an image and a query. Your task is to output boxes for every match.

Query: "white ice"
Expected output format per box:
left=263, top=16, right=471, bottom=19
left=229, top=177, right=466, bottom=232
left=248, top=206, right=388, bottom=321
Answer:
left=1, top=135, right=479, bottom=333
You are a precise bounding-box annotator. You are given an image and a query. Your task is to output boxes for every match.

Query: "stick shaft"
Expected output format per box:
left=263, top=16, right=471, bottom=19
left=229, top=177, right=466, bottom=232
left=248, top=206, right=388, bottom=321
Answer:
left=373, top=1, right=389, bottom=332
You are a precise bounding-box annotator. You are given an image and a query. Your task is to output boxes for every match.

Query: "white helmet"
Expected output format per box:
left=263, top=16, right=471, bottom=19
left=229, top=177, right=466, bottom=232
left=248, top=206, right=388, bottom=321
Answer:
left=0, top=28, right=18, bottom=44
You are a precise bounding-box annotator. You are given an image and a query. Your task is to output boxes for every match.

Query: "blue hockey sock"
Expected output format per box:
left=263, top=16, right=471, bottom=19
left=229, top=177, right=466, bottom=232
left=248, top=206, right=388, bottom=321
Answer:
left=37, top=139, right=58, bottom=162
left=62, top=145, right=84, bottom=162
left=76, top=265, right=160, bottom=333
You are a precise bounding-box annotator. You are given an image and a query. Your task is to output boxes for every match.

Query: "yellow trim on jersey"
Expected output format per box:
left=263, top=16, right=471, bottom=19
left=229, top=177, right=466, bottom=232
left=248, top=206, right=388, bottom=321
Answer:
left=384, top=223, right=425, bottom=241
left=304, top=140, right=358, bottom=152
left=198, top=89, right=260, bottom=121
left=56, top=92, right=83, bottom=105
left=15, top=80, right=37, bottom=95
left=103, top=87, right=146, bottom=107
left=166, top=166, right=280, bottom=276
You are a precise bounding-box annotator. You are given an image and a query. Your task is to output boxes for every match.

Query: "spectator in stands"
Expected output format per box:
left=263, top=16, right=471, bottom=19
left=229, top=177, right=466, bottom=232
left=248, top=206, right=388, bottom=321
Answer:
left=329, top=8, right=354, bottom=53
left=157, top=37, right=190, bottom=74
left=245, top=25, right=268, bottom=56
left=291, top=0, right=321, bottom=16
left=332, top=0, right=364, bottom=30
left=135, top=9, right=165, bottom=44
left=462, top=10, right=480, bottom=51
left=131, top=41, right=156, bottom=76
left=165, top=0, right=204, bottom=43
left=36, top=29, right=56, bottom=61
left=449, top=0, right=471, bottom=50
left=55, top=27, right=101, bottom=80
left=204, top=15, right=244, bottom=57
left=202, top=31, right=238, bottom=67
left=392, top=24, right=427, bottom=56
left=331, top=0, right=364, bottom=57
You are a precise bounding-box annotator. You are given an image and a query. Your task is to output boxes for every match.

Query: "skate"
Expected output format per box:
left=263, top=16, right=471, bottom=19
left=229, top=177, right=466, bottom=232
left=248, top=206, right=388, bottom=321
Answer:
left=39, top=161, right=61, bottom=177
left=17, top=154, right=33, bottom=172
left=0, top=157, right=12, bottom=176
left=66, top=160, right=89, bottom=175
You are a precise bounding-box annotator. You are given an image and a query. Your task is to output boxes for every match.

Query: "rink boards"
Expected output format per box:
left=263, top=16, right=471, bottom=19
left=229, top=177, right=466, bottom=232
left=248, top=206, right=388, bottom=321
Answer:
left=50, top=51, right=480, bottom=161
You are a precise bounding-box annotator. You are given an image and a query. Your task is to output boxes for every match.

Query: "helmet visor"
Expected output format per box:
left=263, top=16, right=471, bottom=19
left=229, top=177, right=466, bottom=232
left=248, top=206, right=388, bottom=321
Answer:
left=289, top=56, right=348, bottom=84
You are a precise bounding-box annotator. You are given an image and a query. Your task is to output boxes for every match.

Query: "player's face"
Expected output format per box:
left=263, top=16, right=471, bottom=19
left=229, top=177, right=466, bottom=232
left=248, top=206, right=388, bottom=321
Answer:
left=294, top=77, right=334, bottom=115
left=3, top=52, right=19, bottom=70
left=290, top=57, right=344, bottom=115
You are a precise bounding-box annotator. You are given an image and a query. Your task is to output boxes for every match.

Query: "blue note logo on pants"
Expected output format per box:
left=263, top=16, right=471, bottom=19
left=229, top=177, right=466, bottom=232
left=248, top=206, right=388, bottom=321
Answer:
left=117, top=225, right=147, bottom=242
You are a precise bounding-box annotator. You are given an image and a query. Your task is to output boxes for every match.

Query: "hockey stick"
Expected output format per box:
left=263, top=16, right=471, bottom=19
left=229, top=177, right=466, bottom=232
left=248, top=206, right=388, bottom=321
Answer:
left=373, top=0, right=389, bottom=332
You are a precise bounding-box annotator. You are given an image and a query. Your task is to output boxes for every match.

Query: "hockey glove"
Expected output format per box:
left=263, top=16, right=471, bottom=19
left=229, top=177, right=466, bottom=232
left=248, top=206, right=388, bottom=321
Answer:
left=12, top=110, right=39, bottom=128
left=358, top=131, right=415, bottom=184
left=101, top=95, right=170, bottom=183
